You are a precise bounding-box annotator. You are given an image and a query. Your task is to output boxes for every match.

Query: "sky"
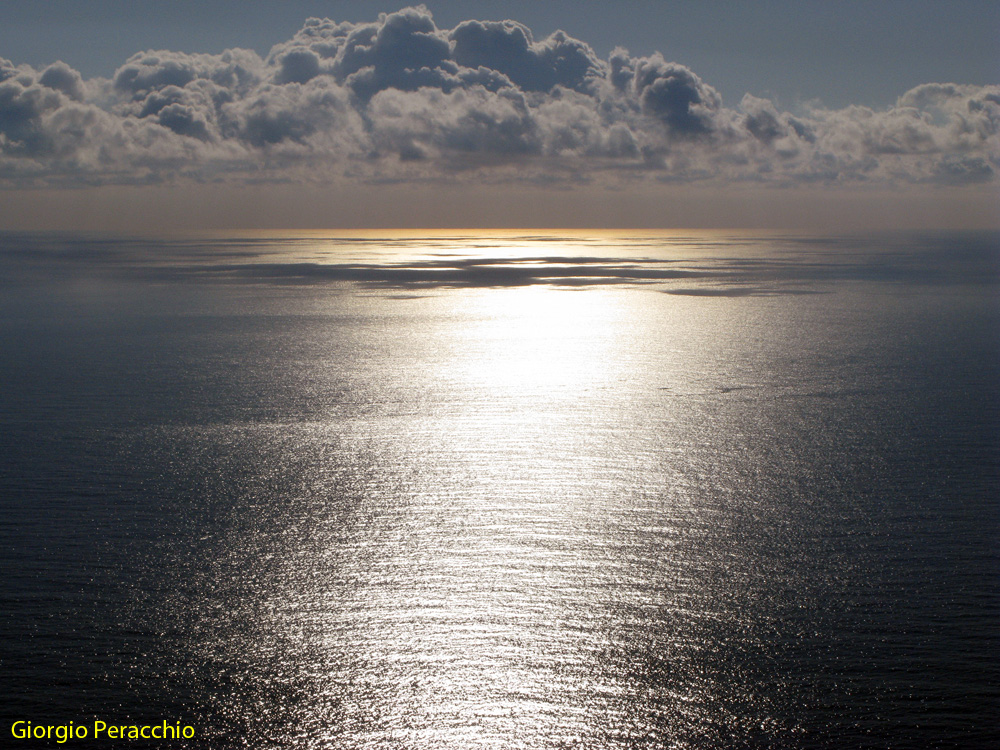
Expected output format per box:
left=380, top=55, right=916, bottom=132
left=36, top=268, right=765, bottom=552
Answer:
left=0, top=0, right=997, bottom=230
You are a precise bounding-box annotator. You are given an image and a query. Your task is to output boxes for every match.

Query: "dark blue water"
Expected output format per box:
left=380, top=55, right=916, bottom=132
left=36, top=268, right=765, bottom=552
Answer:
left=1, top=231, right=998, bottom=748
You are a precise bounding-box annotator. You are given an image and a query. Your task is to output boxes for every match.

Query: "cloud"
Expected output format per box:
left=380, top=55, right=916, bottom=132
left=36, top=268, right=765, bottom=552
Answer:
left=1, top=7, right=997, bottom=189
left=630, top=53, right=723, bottom=137
left=450, top=19, right=602, bottom=94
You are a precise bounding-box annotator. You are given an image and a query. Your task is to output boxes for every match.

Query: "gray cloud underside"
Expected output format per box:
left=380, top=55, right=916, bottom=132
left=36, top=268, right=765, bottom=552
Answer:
left=1, top=6, right=997, bottom=188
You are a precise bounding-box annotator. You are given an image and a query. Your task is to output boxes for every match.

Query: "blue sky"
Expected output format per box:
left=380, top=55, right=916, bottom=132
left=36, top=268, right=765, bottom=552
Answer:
left=0, top=1, right=997, bottom=229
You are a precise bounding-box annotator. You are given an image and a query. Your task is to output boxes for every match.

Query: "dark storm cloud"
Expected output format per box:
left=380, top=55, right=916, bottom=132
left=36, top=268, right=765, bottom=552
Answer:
left=0, top=6, right=997, bottom=187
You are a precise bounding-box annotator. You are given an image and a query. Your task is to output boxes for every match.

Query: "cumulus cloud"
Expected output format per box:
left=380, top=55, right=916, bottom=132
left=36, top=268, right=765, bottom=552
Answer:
left=450, top=19, right=602, bottom=94
left=1, top=6, right=997, bottom=188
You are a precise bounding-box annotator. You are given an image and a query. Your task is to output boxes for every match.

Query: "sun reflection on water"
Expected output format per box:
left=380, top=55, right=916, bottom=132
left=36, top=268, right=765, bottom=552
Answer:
left=3, top=229, right=992, bottom=748
left=156, top=234, right=844, bottom=747
left=447, top=285, right=626, bottom=396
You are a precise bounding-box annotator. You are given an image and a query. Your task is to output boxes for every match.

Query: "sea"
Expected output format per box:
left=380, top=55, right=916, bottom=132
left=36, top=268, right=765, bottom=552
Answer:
left=1, top=230, right=997, bottom=749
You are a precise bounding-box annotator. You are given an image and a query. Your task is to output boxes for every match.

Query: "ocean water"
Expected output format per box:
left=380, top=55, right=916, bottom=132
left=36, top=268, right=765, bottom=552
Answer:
left=0, top=230, right=997, bottom=749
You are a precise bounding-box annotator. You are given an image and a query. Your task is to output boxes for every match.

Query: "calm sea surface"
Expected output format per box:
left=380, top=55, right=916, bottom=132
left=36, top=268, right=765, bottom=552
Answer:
left=1, top=231, right=998, bottom=748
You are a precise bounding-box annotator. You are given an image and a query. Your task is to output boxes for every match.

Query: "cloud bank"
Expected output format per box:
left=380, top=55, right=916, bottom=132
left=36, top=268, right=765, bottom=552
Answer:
left=1, top=6, right=997, bottom=189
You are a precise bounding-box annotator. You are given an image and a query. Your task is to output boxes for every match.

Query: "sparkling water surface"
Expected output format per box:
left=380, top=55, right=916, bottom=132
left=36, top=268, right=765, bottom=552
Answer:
left=1, top=231, right=997, bottom=748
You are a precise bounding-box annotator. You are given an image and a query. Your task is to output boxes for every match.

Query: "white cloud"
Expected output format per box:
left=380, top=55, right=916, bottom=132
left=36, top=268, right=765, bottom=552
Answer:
left=1, top=7, right=997, bottom=189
